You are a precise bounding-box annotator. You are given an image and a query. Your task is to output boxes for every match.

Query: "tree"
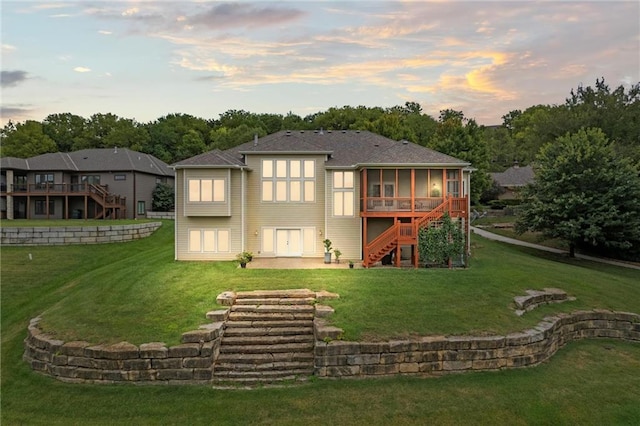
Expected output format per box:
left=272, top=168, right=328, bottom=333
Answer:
left=152, top=183, right=175, bottom=212
left=42, top=113, right=88, bottom=152
left=0, top=120, right=57, bottom=158
left=516, top=128, right=640, bottom=260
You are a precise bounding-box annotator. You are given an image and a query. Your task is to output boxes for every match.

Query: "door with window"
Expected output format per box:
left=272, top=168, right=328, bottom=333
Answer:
left=276, top=229, right=302, bottom=257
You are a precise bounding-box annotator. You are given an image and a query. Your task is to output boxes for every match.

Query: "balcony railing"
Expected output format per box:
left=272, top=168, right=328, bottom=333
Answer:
left=8, top=183, right=110, bottom=194
left=362, top=196, right=466, bottom=214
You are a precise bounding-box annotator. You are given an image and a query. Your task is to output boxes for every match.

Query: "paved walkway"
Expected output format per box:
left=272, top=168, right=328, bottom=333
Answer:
left=471, top=226, right=640, bottom=270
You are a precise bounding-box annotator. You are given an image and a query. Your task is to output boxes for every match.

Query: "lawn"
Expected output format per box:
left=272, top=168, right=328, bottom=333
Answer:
left=2, top=220, right=639, bottom=424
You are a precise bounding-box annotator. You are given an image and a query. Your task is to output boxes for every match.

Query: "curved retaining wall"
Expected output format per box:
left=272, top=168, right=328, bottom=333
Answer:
left=24, top=309, right=639, bottom=384
left=146, top=212, right=174, bottom=220
left=1, top=222, right=162, bottom=246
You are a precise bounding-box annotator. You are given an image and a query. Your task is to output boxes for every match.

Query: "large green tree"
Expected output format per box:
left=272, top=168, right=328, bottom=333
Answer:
left=516, top=128, right=640, bottom=260
left=0, top=120, right=57, bottom=158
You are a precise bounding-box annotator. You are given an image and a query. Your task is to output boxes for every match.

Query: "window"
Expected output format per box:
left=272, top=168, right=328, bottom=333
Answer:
left=188, top=179, right=225, bottom=202
left=188, top=229, right=230, bottom=253
left=262, top=159, right=315, bottom=203
left=446, top=170, right=460, bottom=197
left=35, top=174, right=54, bottom=189
left=137, top=201, right=146, bottom=215
left=35, top=200, right=54, bottom=215
left=81, top=175, right=101, bottom=185
left=114, top=174, right=126, bottom=181
left=333, top=171, right=355, bottom=216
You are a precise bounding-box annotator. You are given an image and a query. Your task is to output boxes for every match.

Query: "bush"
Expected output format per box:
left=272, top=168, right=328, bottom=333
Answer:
left=152, top=183, right=175, bottom=212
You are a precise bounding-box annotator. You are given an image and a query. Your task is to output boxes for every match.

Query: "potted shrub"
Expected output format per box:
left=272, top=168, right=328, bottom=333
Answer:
left=348, top=260, right=354, bottom=269
left=333, top=249, right=342, bottom=264
left=236, top=251, right=253, bottom=268
left=323, top=239, right=332, bottom=264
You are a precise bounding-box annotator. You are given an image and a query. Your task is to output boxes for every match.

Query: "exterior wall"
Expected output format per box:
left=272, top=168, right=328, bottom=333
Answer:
left=325, top=169, right=362, bottom=260
left=175, top=168, right=243, bottom=261
left=244, top=154, right=326, bottom=258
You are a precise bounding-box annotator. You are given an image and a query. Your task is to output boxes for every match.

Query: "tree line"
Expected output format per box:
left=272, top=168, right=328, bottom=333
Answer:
left=1, top=78, right=639, bottom=207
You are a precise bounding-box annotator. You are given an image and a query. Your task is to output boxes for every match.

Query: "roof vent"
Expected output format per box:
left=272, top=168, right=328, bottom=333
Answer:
left=300, top=130, right=304, bottom=133
left=401, top=139, right=408, bottom=145
left=355, top=130, right=360, bottom=133
left=320, top=127, right=324, bottom=135
left=254, top=134, right=258, bottom=146
left=342, top=130, right=346, bottom=133
left=286, top=130, right=291, bottom=136
left=114, top=146, right=118, bottom=153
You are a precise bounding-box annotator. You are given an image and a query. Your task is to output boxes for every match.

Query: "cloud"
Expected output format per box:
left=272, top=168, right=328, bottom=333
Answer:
left=188, top=3, right=305, bottom=30
left=2, top=44, right=17, bottom=53
left=73, top=67, right=91, bottom=73
left=98, top=30, right=112, bottom=35
left=1, top=70, right=29, bottom=88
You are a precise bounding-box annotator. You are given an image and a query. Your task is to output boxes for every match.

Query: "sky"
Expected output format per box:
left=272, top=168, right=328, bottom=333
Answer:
left=1, top=1, right=639, bottom=128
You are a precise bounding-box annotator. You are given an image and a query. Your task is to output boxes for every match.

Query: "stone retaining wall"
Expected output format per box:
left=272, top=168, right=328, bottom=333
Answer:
left=1, top=222, right=162, bottom=246
left=314, top=310, right=640, bottom=378
left=23, top=317, right=224, bottom=385
left=24, top=309, right=639, bottom=384
left=146, top=212, right=175, bottom=220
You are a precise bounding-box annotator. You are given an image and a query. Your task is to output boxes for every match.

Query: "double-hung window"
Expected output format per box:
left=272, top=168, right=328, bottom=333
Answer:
left=188, top=179, right=225, bottom=202
left=262, top=159, right=315, bottom=203
left=333, top=171, right=354, bottom=216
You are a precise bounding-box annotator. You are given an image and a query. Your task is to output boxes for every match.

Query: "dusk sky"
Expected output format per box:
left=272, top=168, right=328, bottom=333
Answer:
left=2, top=1, right=639, bottom=127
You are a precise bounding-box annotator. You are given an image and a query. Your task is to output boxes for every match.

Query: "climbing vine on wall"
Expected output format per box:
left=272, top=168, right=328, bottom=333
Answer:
left=418, top=213, right=465, bottom=268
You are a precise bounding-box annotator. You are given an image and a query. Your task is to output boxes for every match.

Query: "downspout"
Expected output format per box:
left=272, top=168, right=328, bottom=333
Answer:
left=133, top=171, right=137, bottom=219
left=241, top=168, right=246, bottom=253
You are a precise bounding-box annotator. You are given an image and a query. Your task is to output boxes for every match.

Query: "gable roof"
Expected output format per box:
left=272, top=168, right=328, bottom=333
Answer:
left=490, top=165, right=534, bottom=187
left=172, top=149, right=247, bottom=168
left=181, top=130, right=469, bottom=169
left=1, top=148, right=173, bottom=176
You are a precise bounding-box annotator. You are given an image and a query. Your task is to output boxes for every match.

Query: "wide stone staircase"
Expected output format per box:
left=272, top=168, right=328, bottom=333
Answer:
left=212, top=290, right=318, bottom=385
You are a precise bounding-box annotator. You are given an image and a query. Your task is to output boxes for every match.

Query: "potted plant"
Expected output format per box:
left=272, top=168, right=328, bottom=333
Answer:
left=323, top=239, right=332, bottom=264
left=236, top=251, right=253, bottom=268
left=333, top=249, right=342, bottom=264
left=348, top=260, right=354, bottom=269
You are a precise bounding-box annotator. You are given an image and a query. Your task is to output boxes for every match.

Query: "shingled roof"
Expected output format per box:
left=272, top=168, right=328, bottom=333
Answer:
left=184, top=130, right=469, bottom=168
left=491, top=165, right=534, bottom=187
left=1, top=148, right=173, bottom=176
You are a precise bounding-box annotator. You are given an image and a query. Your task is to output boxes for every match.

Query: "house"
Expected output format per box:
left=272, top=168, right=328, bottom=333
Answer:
left=0, top=148, right=174, bottom=220
left=172, top=130, right=472, bottom=267
left=490, top=164, right=534, bottom=199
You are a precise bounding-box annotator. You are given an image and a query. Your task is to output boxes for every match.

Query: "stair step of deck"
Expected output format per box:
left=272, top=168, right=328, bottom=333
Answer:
left=234, top=297, right=315, bottom=306
left=223, top=326, right=313, bottom=337
left=214, top=361, right=313, bottom=372
left=223, top=334, right=314, bottom=346
left=217, top=352, right=314, bottom=364
left=228, top=311, right=314, bottom=321
left=235, top=289, right=316, bottom=300
left=225, top=320, right=314, bottom=329
left=230, top=304, right=315, bottom=314
left=220, top=342, right=314, bottom=354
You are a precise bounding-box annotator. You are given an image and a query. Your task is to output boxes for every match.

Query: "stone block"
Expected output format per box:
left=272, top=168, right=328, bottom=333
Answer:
left=168, top=344, right=200, bottom=358
left=183, top=357, right=213, bottom=369
left=216, top=291, right=236, bottom=306
left=182, top=328, right=217, bottom=343
left=103, top=370, right=127, bottom=381
left=325, top=341, right=359, bottom=356
left=399, top=363, right=420, bottom=373
left=346, top=353, right=380, bottom=365
left=442, top=360, right=472, bottom=371
left=102, top=342, right=139, bottom=360
left=472, top=359, right=506, bottom=370
left=206, top=309, right=229, bottom=322
left=420, top=362, right=442, bottom=373
left=314, top=305, right=335, bottom=318
left=139, top=342, right=168, bottom=359
left=152, top=358, right=183, bottom=369
left=470, top=336, right=505, bottom=350
left=315, top=355, right=347, bottom=367
left=75, top=368, right=103, bottom=380
left=359, top=342, right=390, bottom=353
left=389, top=340, right=418, bottom=353
left=50, top=365, right=77, bottom=378
left=91, top=359, right=120, bottom=370
left=52, top=354, right=68, bottom=365
left=68, top=356, right=93, bottom=368
left=326, top=365, right=359, bottom=377
left=122, top=359, right=152, bottom=371
left=60, top=341, right=92, bottom=356
left=193, top=368, right=213, bottom=380
left=127, top=370, right=157, bottom=381
left=418, top=336, right=447, bottom=351
left=380, top=352, right=403, bottom=364
left=157, top=369, right=194, bottom=381
left=361, top=364, right=399, bottom=375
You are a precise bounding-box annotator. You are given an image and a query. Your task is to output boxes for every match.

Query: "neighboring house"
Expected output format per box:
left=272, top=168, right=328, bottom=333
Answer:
left=0, top=148, right=174, bottom=220
left=172, top=130, right=472, bottom=268
left=490, top=164, right=534, bottom=200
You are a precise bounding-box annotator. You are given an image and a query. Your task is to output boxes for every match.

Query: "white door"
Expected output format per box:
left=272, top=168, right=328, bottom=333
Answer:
left=276, top=229, right=302, bottom=257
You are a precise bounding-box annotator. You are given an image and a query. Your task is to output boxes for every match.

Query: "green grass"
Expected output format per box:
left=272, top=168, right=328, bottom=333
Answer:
left=2, top=220, right=639, bottom=424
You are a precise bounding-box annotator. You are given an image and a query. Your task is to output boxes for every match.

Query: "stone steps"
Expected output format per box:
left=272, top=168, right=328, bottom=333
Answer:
left=212, top=290, right=318, bottom=385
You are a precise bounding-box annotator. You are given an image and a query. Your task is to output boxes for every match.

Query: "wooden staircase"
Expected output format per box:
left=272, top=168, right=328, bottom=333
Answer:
left=364, top=197, right=454, bottom=267
left=212, top=290, right=316, bottom=385
left=88, top=184, right=127, bottom=219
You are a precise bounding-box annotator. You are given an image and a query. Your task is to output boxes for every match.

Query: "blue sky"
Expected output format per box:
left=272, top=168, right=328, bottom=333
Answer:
left=1, top=1, right=638, bottom=127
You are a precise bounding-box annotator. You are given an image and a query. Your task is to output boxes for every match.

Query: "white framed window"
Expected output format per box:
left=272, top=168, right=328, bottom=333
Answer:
left=188, top=179, right=225, bottom=202
left=446, top=170, right=460, bottom=197
left=188, top=229, right=230, bottom=253
left=333, top=171, right=355, bottom=216
left=262, top=159, right=315, bottom=203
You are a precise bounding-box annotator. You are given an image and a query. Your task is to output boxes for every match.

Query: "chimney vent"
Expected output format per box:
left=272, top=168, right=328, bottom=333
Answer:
left=254, top=134, right=258, bottom=146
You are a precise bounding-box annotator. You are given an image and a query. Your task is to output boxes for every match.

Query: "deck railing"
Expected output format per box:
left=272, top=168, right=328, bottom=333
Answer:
left=8, top=183, right=126, bottom=207
left=363, top=196, right=466, bottom=214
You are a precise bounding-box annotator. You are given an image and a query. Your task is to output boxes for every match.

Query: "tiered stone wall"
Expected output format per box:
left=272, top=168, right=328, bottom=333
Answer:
left=24, top=309, right=639, bottom=384
left=23, top=315, right=225, bottom=384
left=513, top=288, right=575, bottom=316
left=146, top=212, right=175, bottom=220
left=314, top=310, right=640, bottom=378
left=1, top=222, right=162, bottom=246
